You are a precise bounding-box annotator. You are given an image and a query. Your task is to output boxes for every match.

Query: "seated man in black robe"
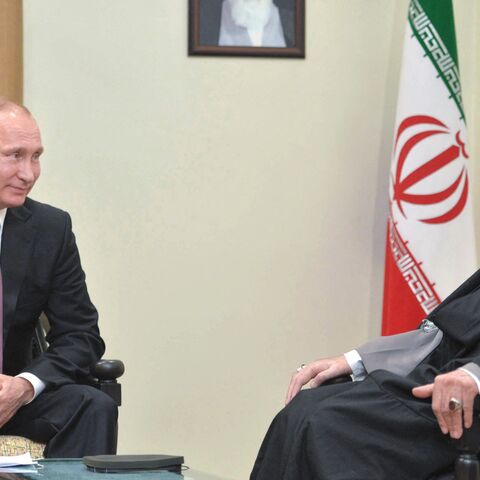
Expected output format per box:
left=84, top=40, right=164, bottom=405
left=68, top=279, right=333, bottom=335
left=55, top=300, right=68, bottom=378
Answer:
left=250, top=269, right=480, bottom=480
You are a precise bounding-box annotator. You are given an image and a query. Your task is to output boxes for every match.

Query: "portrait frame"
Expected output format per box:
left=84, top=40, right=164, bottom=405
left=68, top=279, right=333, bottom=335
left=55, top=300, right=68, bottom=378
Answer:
left=188, top=0, right=305, bottom=58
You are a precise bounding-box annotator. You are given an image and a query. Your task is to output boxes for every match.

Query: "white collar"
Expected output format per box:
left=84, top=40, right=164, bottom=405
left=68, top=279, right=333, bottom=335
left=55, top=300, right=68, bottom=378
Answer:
left=0, top=208, right=7, bottom=252
left=0, top=209, right=7, bottom=232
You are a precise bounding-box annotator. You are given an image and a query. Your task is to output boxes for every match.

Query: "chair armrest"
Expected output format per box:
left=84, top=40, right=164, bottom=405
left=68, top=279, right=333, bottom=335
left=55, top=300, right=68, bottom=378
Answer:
left=34, top=317, right=125, bottom=408
left=91, top=359, right=125, bottom=407
left=452, top=412, right=480, bottom=480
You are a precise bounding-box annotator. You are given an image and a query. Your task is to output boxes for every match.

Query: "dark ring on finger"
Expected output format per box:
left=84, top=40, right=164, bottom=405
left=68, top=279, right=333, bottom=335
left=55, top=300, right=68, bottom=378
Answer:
left=448, top=397, right=462, bottom=412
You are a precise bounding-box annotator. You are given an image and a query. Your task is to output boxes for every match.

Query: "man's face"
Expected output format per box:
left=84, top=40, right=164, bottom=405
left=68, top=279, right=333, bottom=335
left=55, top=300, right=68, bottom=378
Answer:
left=0, top=109, right=43, bottom=209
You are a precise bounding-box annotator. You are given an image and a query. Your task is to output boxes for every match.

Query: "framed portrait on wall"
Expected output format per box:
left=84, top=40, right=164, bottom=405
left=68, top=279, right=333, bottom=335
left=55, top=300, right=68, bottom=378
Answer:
left=188, top=0, right=305, bottom=58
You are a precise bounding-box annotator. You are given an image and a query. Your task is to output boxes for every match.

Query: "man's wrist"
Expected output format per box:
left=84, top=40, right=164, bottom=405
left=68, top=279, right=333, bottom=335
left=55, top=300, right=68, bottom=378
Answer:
left=16, top=373, right=46, bottom=404
left=13, top=377, right=35, bottom=405
left=459, top=364, right=480, bottom=394
left=344, top=350, right=367, bottom=381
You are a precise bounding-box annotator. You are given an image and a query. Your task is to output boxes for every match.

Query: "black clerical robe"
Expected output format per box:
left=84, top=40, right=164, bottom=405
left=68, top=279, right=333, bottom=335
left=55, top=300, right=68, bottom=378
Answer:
left=251, top=269, right=480, bottom=480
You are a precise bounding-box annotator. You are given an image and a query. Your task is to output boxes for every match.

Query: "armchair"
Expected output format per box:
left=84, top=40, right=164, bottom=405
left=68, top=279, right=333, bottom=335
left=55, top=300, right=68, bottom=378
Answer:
left=32, top=317, right=125, bottom=408
left=449, top=417, right=480, bottom=480
left=0, top=317, right=125, bottom=459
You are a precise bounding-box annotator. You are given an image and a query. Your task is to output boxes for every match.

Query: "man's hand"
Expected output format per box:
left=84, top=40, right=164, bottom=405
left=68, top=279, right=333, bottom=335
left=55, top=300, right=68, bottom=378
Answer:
left=0, top=375, right=34, bottom=428
left=285, top=355, right=352, bottom=405
left=412, top=369, right=478, bottom=439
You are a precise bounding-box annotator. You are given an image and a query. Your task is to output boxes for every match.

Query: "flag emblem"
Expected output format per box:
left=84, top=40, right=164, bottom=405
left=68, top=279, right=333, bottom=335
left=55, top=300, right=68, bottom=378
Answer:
left=392, top=115, right=469, bottom=225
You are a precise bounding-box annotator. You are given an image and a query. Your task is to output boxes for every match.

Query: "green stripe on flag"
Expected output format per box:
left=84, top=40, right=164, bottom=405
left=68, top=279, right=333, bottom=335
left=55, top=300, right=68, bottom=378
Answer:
left=408, top=0, right=464, bottom=120
left=419, top=0, right=458, bottom=66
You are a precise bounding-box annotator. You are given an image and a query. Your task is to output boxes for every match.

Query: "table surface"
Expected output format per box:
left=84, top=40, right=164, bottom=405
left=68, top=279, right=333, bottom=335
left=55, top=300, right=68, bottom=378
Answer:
left=11, top=459, right=228, bottom=480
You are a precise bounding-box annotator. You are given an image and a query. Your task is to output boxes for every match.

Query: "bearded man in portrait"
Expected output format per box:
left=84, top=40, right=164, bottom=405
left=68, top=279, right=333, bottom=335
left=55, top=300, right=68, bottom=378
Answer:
left=199, top=0, right=295, bottom=48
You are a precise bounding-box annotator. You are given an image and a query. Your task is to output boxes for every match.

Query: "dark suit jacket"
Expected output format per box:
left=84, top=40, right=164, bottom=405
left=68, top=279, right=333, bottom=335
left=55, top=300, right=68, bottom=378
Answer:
left=199, top=0, right=295, bottom=47
left=1, top=197, right=104, bottom=389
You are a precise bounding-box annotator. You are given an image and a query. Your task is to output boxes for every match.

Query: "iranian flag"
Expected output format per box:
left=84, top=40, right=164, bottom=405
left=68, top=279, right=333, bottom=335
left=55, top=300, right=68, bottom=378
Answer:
left=382, top=0, right=476, bottom=335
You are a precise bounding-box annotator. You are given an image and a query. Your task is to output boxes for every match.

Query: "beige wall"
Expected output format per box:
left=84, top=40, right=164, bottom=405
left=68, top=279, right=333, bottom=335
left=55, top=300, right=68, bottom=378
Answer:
left=468, top=3, right=480, bottom=245
left=23, top=1, right=479, bottom=478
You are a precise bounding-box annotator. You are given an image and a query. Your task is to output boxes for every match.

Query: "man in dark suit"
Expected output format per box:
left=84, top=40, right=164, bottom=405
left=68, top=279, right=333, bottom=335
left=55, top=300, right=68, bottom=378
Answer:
left=0, top=99, right=117, bottom=457
left=251, top=271, right=480, bottom=479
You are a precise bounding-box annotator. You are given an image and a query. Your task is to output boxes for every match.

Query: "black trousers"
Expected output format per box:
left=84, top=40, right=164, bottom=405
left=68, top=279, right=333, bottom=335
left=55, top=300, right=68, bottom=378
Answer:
left=250, top=371, right=458, bottom=480
left=0, top=384, right=118, bottom=457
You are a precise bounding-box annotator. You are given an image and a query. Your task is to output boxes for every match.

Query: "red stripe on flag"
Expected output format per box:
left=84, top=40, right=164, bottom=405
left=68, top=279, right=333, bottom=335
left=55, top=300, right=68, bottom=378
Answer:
left=381, top=215, right=441, bottom=335
left=382, top=240, right=426, bottom=335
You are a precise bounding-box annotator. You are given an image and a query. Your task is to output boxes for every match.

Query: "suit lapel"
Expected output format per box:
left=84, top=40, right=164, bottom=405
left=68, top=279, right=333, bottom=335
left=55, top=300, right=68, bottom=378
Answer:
left=0, top=204, right=36, bottom=341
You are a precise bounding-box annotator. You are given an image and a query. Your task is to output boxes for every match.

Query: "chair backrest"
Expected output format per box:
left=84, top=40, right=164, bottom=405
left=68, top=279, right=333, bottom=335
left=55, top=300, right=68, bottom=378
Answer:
left=32, top=315, right=49, bottom=357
